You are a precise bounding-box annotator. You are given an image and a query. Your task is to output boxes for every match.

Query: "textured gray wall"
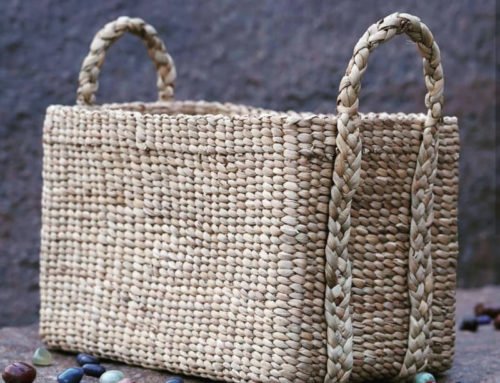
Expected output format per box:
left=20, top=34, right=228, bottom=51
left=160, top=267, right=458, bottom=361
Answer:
left=0, top=0, right=496, bottom=327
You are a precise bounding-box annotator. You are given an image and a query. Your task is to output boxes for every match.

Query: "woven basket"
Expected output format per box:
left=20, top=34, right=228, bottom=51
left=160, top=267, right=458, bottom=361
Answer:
left=40, top=13, right=459, bottom=383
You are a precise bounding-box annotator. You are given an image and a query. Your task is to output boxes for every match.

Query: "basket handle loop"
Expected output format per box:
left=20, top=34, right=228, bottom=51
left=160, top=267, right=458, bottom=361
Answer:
left=76, top=16, right=176, bottom=105
left=325, top=12, right=443, bottom=382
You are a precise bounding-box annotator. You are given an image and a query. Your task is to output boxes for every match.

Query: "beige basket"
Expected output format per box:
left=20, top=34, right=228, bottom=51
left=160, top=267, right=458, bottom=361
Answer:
left=40, top=12, right=459, bottom=383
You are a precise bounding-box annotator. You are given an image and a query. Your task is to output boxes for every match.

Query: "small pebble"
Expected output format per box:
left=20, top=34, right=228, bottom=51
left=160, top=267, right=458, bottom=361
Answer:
left=474, top=302, right=485, bottom=316
left=414, top=372, right=436, bottom=383
left=485, top=306, right=500, bottom=318
left=494, top=314, right=500, bottom=330
left=2, top=362, right=37, bottom=383
left=32, top=346, right=53, bottom=366
left=57, top=367, right=84, bottom=383
left=165, top=377, right=184, bottom=383
left=460, top=316, right=478, bottom=332
left=83, top=363, right=106, bottom=377
left=99, top=370, right=125, bottom=383
left=474, top=303, right=500, bottom=318
left=476, top=314, right=492, bottom=325
left=117, top=379, right=136, bottom=383
left=76, top=352, right=100, bottom=366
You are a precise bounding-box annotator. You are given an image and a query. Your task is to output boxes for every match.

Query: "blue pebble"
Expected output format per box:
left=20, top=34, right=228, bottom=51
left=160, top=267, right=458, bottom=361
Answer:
left=414, top=372, right=436, bottom=383
left=165, top=377, right=184, bottom=383
left=99, top=370, right=125, bottom=383
left=76, top=353, right=99, bottom=366
left=57, top=367, right=84, bottom=383
left=83, top=363, right=106, bottom=377
left=477, top=314, right=492, bottom=325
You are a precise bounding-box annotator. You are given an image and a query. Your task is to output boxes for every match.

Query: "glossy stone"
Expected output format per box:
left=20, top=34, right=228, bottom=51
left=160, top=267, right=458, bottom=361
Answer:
left=32, top=346, right=53, bottom=366
left=99, top=370, right=125, bottom=383
left=484, top=306, right=500, bottom=318
left=76, top=352, right=99, bottom=366
left=477, top=314, right=492, bottom=325
left=2, top=362, right=37, bottom=383
left=460, top=316, right=479, bottom=332
left=57, top=367, right=84, bottom=383
left=165, top=377, right=184, bottom=383
left=414, top=372, right=436, bottom=383
left=494, top=314, right=500, bottom=330
left=83, top=363, right=106, bottom=377
left=474, top=302, right=485, bottom=316
left=164, top=377, right=184, bottom=383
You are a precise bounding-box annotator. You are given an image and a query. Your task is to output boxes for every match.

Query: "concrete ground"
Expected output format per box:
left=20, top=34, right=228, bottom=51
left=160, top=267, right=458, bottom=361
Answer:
left=1, top=287, right=499, bottom=383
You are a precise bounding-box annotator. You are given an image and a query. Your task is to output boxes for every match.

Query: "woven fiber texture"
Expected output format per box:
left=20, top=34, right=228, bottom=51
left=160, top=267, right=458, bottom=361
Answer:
left=40, top=13, right=459, bottom=383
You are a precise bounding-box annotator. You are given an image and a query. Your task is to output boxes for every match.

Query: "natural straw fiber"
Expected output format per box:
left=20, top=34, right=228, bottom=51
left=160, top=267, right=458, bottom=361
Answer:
left=40, top=13, right=459, bottom=383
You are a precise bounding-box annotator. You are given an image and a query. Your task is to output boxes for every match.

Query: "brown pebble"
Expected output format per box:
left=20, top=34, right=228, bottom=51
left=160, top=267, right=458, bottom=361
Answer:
left=474, top=302, right=485, bottom=316
left=117, top=379, right=136, bottom=383
left=494, top=314, right=500, bottom=330
left=2, top=362, right=37, bottom=383
left=474, top=303, right=500, bottom=318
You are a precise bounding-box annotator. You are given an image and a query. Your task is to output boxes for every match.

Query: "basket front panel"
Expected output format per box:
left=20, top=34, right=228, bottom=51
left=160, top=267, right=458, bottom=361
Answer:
left=40, top=107, right=334, bottom=383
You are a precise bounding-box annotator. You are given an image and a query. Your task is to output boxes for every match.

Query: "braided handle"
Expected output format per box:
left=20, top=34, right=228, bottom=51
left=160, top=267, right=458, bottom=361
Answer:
left=77, top=16, right=176, bottom=105
left=325, top=12, right=443, bottom=382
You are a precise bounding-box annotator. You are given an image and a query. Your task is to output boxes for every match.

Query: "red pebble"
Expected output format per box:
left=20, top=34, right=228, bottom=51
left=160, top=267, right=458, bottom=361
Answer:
left=485, top=306, right=500, bottom=318
left=2, top=362, right=37, bottom=383
left=494, top=314, right=500, bottom=330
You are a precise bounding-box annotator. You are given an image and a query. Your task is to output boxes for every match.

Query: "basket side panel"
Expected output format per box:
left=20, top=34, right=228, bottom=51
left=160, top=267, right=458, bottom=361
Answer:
left=428, top=118, right=459, bottom=372
left=347, top=115, right=459, bottom=381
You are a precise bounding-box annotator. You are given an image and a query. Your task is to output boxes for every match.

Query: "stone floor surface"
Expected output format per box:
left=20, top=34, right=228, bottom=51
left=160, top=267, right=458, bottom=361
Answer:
left=1, top=287, right=499, bottom=383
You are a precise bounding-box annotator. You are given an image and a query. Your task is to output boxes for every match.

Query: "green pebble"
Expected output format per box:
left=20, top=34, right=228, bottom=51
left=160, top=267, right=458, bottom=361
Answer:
left=99, top=370, right=125, bottom=383
left=32, top=347, right=53, bottom=366
left=414, top=372, right=436, bottom=383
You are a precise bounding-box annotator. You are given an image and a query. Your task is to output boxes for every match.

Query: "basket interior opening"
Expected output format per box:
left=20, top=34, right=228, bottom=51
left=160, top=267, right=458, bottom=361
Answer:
left=103, top=100, right=270, bottom=116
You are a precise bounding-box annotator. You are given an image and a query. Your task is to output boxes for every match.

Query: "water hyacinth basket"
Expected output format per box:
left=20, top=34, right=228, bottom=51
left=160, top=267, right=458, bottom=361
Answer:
left=40, top=12, right=459, bottom=383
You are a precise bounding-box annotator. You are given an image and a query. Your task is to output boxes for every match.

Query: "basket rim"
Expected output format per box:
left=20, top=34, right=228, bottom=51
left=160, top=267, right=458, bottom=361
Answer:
left=46, top=100, right=458, bottom=123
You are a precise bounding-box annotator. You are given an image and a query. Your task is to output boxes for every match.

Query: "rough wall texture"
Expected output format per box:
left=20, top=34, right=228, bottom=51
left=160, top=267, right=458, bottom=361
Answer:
left=0, top=0, right=496, bottom=327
